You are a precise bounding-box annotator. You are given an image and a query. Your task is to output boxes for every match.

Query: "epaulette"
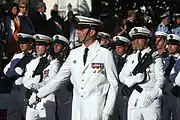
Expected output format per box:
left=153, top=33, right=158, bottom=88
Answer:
left=130, top=50, right=137, bottom=55
left=71, top=45, right=82, bottom=50
left=152, top=51, right=160, bottom=59
left=47, top=54, right=53, bottom=61
left=15, top=50, right=22, bottom=54
left=100, top=45, right=109, bottom=50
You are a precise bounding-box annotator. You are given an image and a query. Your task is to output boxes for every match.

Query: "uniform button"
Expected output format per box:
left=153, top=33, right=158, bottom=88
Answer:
left=81, top=87, right=83, bottom=89
left=82, top=79, right=84, bottom=82
left=81, top=95, right=83, bottom=98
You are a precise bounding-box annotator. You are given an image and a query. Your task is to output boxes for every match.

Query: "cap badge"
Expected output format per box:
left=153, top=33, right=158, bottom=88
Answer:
left=116, top=37, right=119, bottom=41
left=73, top=60, right=77, bottom=64
left=18, top=34, right=22, bottom=39
left=36, top=35, right=40, bottom=40
left=169, top=35, right=173, bottom=39
left=55, top=35, right=59, bottom=39
left=134, top=28, right=138, bottom=33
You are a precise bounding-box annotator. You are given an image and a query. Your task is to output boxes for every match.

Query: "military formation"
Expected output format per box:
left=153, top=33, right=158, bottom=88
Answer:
left=0, top=1, right=180, bottom=120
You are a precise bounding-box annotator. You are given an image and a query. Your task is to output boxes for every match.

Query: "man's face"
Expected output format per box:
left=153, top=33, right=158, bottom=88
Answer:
left=20, top=43, right=31, bottom=52
left=35, top=44, right=49, bottom=56
left=53, top=43, right=63, bottom=53
left=131, top=14, right=136, bottom=20
left=100, top=38, right=109, bottom=46
left=176, top=18, right=180, bottom=24
left=131, top=40, right=137, bottom=51
left=167, top=44, right=179, bottom=55
left=156, top=35, right=166, bottom=49
left=115, top=45, right=128, bottom=56
left=163, top=18, right=170, bottom=25
left=76, top=28, right=91, bottom=43
left=41, top=6, right=46, bottom=13
left=134, top=38, right=147, bottom=51
left=19, top=4, right=27, bottom=14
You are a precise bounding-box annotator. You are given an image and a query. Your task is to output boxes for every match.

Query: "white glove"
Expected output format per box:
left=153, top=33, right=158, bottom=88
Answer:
left=140, top=94, right=154, bottom=107
left=31, top=83, right=41, bottom=90
left=15, top=77, right=23, bottom=85
left=134, top=73, right=145, bottom=83
left=28, top=93, right=37, bottom=106
left=102, top=113, right=110, bottom=120
left=15, top=67, right=23, bottom=75
left=140, top=87, right=162, bottom=107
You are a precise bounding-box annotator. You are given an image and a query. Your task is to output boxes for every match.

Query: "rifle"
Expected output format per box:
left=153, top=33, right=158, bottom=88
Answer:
left=132, top=48, right=155, bottom=75
left=32, top=54, right=50, bottom=78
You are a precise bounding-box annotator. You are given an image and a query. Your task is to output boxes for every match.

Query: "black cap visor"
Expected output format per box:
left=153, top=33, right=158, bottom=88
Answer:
left=35, top=41, right=49, bottom=45
left=167, top=39, right=180, bottom=45
left=115, top=41, right=128, bottom=46
left=19, top=38, right=34, bottom=44
left=131, top=35, right=148, bottom=41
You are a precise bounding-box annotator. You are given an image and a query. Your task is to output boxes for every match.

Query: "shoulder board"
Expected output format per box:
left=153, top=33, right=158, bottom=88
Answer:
left=152, top=52, right=159, bottom=58
left=71, top=45, right=82, bottom=50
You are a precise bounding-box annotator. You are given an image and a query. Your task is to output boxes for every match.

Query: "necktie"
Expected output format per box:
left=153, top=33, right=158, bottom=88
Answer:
left=165, top=56, right=176, bottom=77
left=138, top=52, right=142, bottom=62
left=83, top=48, right=89, bottom=65
left=117, top=56, right=126, bottom=74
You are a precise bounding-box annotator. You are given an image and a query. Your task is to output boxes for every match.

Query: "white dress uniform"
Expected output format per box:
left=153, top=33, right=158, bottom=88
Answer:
left=36, top=40, right=119, bottom=120
left=23, top=55, right=60, bottom=120
left=3, top=33, right=35, bottom=120
left=162, top=34, right=180, bottom=120
left=119, top=27, right=165, bottom=120
left=22, top=34, right=60, bottom=120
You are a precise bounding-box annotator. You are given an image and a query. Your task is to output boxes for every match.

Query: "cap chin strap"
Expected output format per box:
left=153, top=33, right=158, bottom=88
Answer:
left=159, top=36, right=166, bottom=49
left=139, top=38, right=149, bottom=51
left=82, top=25, right=92, bottom=43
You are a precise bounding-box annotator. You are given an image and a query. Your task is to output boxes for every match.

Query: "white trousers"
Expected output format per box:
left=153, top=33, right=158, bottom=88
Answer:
left=26, top=102, right=56, bottom=120
left=128, top=107, right=161, bottom=120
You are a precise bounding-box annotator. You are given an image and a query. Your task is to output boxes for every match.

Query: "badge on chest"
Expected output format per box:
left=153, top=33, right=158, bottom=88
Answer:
left=43, top=69, right=49, bottom=77
left=91, top=63, right=105, bottom=74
